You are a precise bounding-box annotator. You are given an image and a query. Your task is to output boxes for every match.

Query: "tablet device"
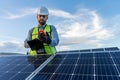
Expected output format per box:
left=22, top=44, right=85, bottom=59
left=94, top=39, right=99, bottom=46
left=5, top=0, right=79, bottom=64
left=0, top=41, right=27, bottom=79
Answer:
left=27, top=39, right=43, bottom=50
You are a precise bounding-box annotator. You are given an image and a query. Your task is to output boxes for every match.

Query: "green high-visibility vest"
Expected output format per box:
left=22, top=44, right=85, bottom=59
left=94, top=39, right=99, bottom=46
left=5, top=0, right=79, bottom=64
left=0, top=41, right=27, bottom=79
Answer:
left=30, top=24, right=56, bottom=55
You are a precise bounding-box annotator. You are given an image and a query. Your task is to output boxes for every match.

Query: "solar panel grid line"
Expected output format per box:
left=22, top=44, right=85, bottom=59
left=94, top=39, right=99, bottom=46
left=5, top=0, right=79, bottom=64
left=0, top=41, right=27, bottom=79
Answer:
left=57, top=50, right=120, bottom=55
left=103, top=48, right=105, bottom=52
left=113, top=58, right=120, bottom=65
left=69, top=53, right=80, bottom=80
left=90, top=49, right=92, bottom=52
left=50, top=54, right=81, bottom=80
left=9, top=72, right=29, bottom=80
left=49, top=73, right=95, bottom=76
left=0, top=56, right=51, bottom=80
left=0, top=56, right=33, bottom=80
left=94, top=51, right=120, bottom=80
left=93, top=52, right=96, bottom=80
left=79, top=50, right=120, bottom=54
left=0, top=72, right=16, bottom=80
left=0, top=64, right=15, bottom=72
left=95, top=58, right=114, bottom=65
left=44, top=53, right=96, bottom=80
left=94, top=52, right=111, bottom=58
left=23, top=48, right=120, bottom=79
left=95, top=64, right=119, bottom=76
left=11, top=64, right=30, bottom=72
left=7, top=64, right=31, bottom=80
left=107, top=65, right=114, bottom=76
left=110, top=51, right=120, bottom=58
left=25, top=54, right=55, bottom=80
left=109, top=52, right=120, bottom=76
left=48, top=54, right=68, bottom=80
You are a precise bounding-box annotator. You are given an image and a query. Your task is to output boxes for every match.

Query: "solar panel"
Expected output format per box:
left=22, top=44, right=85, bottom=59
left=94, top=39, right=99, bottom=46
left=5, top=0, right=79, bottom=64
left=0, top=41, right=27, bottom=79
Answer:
left=92, top=47, right=119, bottom=52
left=0, top=54, right=51, bottom=80
left=30, top=47, right=120, bottom=80
left=58, top=47, right=119, bottom=53
left=0, top=47, right=120, bottom=80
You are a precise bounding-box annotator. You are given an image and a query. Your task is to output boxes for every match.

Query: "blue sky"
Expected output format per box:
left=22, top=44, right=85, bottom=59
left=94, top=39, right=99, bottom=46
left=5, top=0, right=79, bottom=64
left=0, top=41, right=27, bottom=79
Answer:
left=0, top=0, right=120, bottom=54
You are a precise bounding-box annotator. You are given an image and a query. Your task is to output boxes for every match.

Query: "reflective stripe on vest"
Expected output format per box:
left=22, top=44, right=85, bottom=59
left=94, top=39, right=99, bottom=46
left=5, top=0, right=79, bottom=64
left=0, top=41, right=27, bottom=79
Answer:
left=30, top=24, right=56, bottom=55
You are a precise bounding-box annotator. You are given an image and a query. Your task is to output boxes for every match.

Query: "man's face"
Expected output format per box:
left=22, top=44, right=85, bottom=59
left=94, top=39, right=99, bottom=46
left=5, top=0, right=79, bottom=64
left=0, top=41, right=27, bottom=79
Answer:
left=37, top=15, right=48, bottom=25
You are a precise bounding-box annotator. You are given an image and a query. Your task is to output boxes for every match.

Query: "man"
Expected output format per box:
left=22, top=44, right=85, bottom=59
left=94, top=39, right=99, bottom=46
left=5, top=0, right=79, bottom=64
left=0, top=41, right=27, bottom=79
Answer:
left=24, top=7, right=59, bottom=55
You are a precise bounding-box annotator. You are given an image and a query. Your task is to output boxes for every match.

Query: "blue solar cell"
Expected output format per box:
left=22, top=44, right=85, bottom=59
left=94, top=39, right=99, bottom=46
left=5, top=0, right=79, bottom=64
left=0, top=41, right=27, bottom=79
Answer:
left=9, top=64, right=28, bottom=72
left=0, top=58, right=13, bottom=64
left=72, top=75, right=94, bottom=80
left=94, top=52, right=110, bottom=58
left=56, top=65, right=75, bottom=74
left=0, top=64, right=17, bottom=72
left=105, top=47, right=119, bottom=51
left=48, top=58, right=62, bottom=64
left=95, top=58, right=113, bottom=64
left=68, top=50, right=80, bottom=52
left=92, top=48, right=104, bottom=52
left=66, top=54, right=79, bottom=59
left=112, top=58, right=120, bottom=64
left=62, top=59, right=77, bottom=64
left=95, top=65, right=119, bottom=75
left=74, top=65, right=94, bottom=75
left=0, top=71, right=5, bottom=77
left=0, top=72, right=16, bottom=80
left=32, top=73, right=51, bottom=80
left=96, top=76, right=120, bottom=80
left=50, top=74, right=71, bottom=80
left=116, top=65, right=120, bottom=72
left=53, top=54, right=67, bottom=59
left=21, top=64, right=41, bottom=73
left=110, top=51, right=120, bottom=58
left=57, top=51, right=68, bottom=53
left=80, top=49, right=91, bottom=52
left=10, top=72, right=31, bottom=80
left=77, top=58, right=94, bottom=64
left=80, top=53, right=93, bottom=58
left=39, top=64, right=58, bottom=74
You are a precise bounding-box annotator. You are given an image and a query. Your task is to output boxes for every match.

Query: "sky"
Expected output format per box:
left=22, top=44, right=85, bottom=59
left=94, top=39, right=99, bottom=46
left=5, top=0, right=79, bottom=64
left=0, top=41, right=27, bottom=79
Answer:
left=0, top=0, right=120, bottom=54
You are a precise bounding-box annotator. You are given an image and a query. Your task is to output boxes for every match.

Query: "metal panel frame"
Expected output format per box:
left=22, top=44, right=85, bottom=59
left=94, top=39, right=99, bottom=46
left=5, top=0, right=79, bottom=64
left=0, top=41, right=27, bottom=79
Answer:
left=25, top=54, right=56, bottom=80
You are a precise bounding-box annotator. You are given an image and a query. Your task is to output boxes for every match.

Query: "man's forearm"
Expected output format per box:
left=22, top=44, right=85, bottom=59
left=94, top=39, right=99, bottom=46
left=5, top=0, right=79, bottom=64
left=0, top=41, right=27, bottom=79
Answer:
left=24, top=40, right=29, bottom=48
left=50, top=39, right=59, bottom=46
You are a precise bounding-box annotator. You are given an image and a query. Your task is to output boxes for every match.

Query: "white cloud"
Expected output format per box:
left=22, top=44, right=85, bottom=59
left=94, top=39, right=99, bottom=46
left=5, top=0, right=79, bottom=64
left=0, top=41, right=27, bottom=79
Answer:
left=56, top=45, right=71, bottom=51
left=49, top=9, right=75, bottom=19
left=4, top=8, right=37, bottom=19
left=1, top=7, right=119, bottom=52
left=52, top=8, right=114, bottom=50
left=0, top=40, right=27, bottom=54
left=4, top=8, right=76, bottom=19
left=110, top=15, right=120, bottom=33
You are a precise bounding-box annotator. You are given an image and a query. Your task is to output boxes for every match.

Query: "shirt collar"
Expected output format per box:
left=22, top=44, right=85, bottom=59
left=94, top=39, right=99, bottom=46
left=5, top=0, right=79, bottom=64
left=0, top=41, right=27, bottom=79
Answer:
left=38, top=24, right=46, bottom=28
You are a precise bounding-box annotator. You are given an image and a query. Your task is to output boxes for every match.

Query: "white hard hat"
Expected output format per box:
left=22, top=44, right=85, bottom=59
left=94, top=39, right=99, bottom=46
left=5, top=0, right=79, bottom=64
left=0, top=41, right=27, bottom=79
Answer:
left=37, top=7, right=49, bottom=15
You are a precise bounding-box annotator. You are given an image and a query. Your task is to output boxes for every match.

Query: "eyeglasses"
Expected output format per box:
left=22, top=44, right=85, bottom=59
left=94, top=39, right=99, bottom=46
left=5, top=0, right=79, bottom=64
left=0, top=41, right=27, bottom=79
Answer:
left=38, top=15, right=46, bottom=18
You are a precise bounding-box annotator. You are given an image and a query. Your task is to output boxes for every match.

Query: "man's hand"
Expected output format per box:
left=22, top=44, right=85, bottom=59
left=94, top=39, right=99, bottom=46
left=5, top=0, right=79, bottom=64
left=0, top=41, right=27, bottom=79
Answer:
left=38, top=30, right=51, bottom=44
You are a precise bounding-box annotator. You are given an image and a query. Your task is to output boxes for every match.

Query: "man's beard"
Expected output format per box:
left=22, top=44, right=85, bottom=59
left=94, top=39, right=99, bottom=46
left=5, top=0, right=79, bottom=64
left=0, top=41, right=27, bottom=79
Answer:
left=39, top=20, right=46, bottom=25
